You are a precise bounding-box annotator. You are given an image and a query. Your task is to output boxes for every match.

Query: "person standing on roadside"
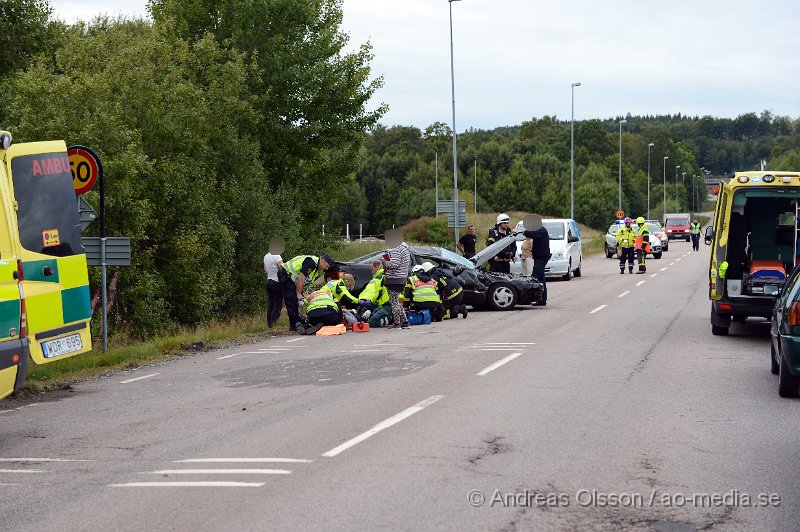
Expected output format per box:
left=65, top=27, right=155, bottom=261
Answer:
left=278, top=254, right=334, bottom=331
left=516, top=220, right=550, bottom=306
left=381, top=237, right=411, bottom=330
left=616, top=217, right=636, bottom=274
left=517, top=221, right=534, bottom=277
left=263, top=249, right=284, bottom=327
left=690, top=219, right=702, bottom=251
left=457, top=224, right=477, bottom=259
left=487, top=214, right=515, bottom=273
left=634, top=217, right=651, bottom=274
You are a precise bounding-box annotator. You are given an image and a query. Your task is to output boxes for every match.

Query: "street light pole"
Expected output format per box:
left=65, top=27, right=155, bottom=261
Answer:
left=681, top=171, right=686, bottom=211
left=570, top=82, right=581, bottom=220
left=448, top=0, right=462, bottom=243
left=647, top=143, right=654, bottom=219
left=618, top=119, right=627, bottom=211
left=675, top=165, right=680, bottom=212
left=435, top=147, right=439, bottom=216
left=663, top=156, right=669, bottom=218
left=473, top=156, right=477, bottom=214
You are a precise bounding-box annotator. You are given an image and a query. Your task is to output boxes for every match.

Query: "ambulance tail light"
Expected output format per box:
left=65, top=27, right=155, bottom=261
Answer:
left=719, top=303, right=732, bottom=311
left=789, top=303, right=800, bottom=326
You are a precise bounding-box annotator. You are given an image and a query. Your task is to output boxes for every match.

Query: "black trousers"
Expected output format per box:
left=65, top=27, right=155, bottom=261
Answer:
left=532, top=258, right=548, bottom=304
left=490, top=260, right=510, bottom=274
left=279, top=270, right=302, bottom=329
left=619, top=247, right=635, bottom=271
left=307, top=308, right=341, bottom=326
left=266, top=279, right=283, bottom=327
left=443, top=292, right=464, bottom=318
left=691, top=234, right=700, bottom=250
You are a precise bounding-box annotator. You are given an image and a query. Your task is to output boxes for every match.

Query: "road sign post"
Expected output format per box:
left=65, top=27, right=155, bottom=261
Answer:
left=437, top=200, right=467, bottom=228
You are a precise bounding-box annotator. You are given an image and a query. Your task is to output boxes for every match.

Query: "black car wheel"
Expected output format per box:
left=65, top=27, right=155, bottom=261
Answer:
left=605, top=244, right=614, bottom=258
left=778, top=353, right=800, bottom=397
left=711, top=324, right=729, bottom=336
left=574, top=258, right=582, bottom=278
left=487, top=282, right=518, bottom=311
left=771, top=340, right=780, bottom=375
left=562, top=260, right=572, bottom=281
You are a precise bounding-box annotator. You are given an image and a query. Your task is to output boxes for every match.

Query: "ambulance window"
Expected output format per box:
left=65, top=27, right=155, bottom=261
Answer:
left=10, top=153, right=79, bottom=257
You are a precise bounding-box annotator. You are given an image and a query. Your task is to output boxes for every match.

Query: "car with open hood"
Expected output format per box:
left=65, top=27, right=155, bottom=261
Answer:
left=510, top=219, right=583, bottom=280
left=327, top=234, right=542, bottom=310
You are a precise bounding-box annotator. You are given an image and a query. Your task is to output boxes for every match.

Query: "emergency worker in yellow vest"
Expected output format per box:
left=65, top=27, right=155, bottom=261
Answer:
left=634, top=217, right=651, bottom=274
left=296, top=288, right=341, bottom=335
left=423, top=262, right=468, bottom=319
left=616, top=217, right=636, bottom=274
left=279, top=253, right=333, bottom=331
left=690, top=220, right=701, bottom=251
left=404, top=265, right=444, bottom=321
left=322, top=273, right=359, bottom=308
left=359, top=260, right=393, bottom=327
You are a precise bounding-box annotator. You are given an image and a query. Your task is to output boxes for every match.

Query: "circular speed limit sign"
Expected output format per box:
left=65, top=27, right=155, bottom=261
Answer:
left=67, top=145, right=102, bottom=195
left=615, top=209, right=625, bottom=220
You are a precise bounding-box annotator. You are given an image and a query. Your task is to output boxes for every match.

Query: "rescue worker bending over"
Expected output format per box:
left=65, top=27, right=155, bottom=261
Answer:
left=634, top=217, right=650, bottom=274
left=359, top=260, right=393, bottom=327
left=278, top=254, right=333, bottom=331
left=424, top=262, right=467, bottom=319
left=297, top=288, right=341, bottom=335
left=616, top=217, right=636, bottom=274
left=322, top=273, right=359, bottom=309
left=404, top=265, right=444, bottom=321
left=487, top=213, right=516, bottom=274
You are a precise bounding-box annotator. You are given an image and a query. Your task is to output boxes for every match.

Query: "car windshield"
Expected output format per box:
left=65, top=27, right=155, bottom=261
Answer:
left=439, top=248, right=475, bottom=268
left=543, top=222, right=565, bottom=240
left=646, top=224, right=661, bottom=233
left=666, top=218, right=689, bottom=226
left=608, top=224, right=619, bottom=234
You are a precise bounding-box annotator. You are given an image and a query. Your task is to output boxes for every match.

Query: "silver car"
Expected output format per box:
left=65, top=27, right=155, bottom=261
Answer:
left=604, top=223, right=663, bottom=259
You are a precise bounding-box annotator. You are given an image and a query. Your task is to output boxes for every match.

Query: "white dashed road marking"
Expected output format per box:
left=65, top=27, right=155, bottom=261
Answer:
left=322, top=396, right=443, bottom=458
left=618, top=291, right=630, bottom=298
left=661, top=267, right=668, bottom=271
left=175, top=458, right=313, bottom=464
left=651, top=273, right=658, bottom=278
left=286, top=337, right=306, bottom=343
left=636, top=281, right=646, bottom=287
left=590, top=305, right=607, bottom=314
left=120, top=373, right=159, bottom=384
left=477, top=353, right=523, bottom=376
left=111, top=482, right=264, bottom=488
left=0, top=458, right=94, bottom=463
left=148, top=469, right=291, bottom=475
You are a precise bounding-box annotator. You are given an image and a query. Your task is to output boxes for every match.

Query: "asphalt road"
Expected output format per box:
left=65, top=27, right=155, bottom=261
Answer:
left=2, top=240, right=797, bottom=531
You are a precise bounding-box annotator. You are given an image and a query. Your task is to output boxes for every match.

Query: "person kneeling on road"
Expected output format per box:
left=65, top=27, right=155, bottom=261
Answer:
left=358, top=260, right=394, bottom=327
left=616, top=217, right=636, bottom=274
left=404, top=265, right=443, bottom=321
left=424, top=262, right=467, bottom=319
left=297, top=288, right=342, bottom=335
left=279, top=254, right=333, bottom=331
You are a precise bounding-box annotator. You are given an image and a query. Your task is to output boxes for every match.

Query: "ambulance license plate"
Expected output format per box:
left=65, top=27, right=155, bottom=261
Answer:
left=43, top=334, right=83, bottom=358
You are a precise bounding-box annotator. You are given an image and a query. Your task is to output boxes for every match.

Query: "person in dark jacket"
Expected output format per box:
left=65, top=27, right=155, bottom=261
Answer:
left=424, top=262, right=467, bottom=319
left=516, top=224, right=550, bottom=306
left=487, top=213, right=516, bottom=273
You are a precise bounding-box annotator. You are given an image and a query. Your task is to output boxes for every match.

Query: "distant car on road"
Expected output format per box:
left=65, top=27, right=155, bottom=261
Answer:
left=511, top=219, right=583, bottom=280
left=328, top=236, right=543, bottom=311
left=664, top=213, right=691, bottom=241
left=604, top=222, right=663, bottom=259
left=770, top=263, right=800, bottom=397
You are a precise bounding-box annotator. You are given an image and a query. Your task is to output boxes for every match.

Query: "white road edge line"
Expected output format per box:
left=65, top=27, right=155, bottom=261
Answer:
left=0, top=469, right=48, bottom=473
left=475, top=342, right=535, bottom=345
left=0, top=458, right=95, bottom=463
left=0, top=403, right=42, bottom=414
left=120, top=373, right=160, bottom=384
left=148, top=469, right=290, bottom=475
left=618, top=291, right=630, bottom=298
left=636, top=281, right=646, bottom=287
left=590, top=305, right=607, bottom=314
left=286, top=337, right=306, bottom=343
left=477, top=352, right=522, bottom=377
left=322, top=395, right=443, bottom=458
left=175, top=458, right=312, bottom=464
left=111, top=482, right=264, bottom=488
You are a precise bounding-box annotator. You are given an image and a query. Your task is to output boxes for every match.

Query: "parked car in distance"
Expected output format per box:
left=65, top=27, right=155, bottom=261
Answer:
left=664, top=212, right=691, bottom=241
left=604, top=222, right=663, bottom=259
left=328, top=237, right=542, bottom=311
left=645, top=220, right=669, bottom=252
left=510, top=219, right=583, bottom=280
left=770, top=264, right=800, bottom=397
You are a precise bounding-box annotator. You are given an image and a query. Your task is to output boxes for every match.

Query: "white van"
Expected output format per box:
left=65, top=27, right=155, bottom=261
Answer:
left=512, top=219, right=583, bottom=280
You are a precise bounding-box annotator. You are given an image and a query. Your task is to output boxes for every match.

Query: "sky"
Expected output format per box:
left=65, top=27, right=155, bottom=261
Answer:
left=48, top=0, right=800, bottom=131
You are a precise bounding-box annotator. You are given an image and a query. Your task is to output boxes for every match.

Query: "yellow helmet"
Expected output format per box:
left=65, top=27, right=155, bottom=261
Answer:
left=636, top=216, right=645, bottom=224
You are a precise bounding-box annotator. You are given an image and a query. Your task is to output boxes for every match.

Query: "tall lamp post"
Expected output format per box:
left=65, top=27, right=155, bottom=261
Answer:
left=570, top=82, right=581, bottom=219
left=663, top=156, right=669, bottom=218
left=448, top=0, right=462, bottom=243
left=435, top=147, right=439, bottom=216
left=681, top=171, right=686, bottom=211
left=618, top=119, right=627, bottom=210
left=675, top=165, right=681, bottom=212
left=698, top=166, right=705, bottom=215
left=473, top=156, right=477, bottom=214
left=647, top=142, right=654, bottom=219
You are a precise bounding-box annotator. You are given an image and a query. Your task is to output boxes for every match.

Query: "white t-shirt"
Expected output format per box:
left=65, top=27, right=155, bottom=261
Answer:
left=263, top=253, right=283, bottom=281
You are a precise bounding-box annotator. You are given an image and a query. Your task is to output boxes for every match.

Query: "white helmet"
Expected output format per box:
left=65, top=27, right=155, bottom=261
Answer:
left=420, top=261, right=436, bottom=273
left=412, top=265, right=425, bottom=273
left=497, top=213, right=510, bottom=225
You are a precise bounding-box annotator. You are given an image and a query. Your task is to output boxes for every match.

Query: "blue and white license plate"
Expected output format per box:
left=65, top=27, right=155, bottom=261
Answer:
left=43, top=333, right=83, bottom=358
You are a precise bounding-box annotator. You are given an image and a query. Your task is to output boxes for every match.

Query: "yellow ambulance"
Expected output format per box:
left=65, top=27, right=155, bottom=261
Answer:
left=0, top=131, right=92, bottom=399
left=706, top=171, right=800, bottom=335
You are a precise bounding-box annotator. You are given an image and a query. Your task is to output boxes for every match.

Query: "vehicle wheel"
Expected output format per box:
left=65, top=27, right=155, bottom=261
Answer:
left=574, top=258, right=582, bottom=278
left=711, top=324, right=729, bottom=336
left=605, top=244, right=614, bottom=259
left=653, top=252, right=662, bottom=259
left=778, top=353, right=800, bottom=397
left=771, top=341, right=780, bottom=375
left=562, top=261, right=572, bottom=281
left=487, top=282, right=518, bottom=311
